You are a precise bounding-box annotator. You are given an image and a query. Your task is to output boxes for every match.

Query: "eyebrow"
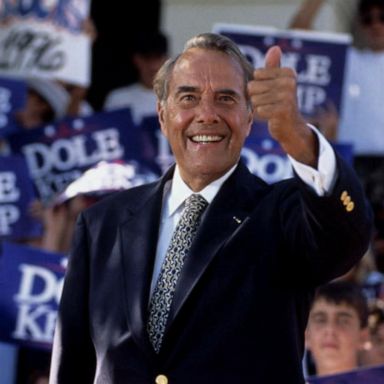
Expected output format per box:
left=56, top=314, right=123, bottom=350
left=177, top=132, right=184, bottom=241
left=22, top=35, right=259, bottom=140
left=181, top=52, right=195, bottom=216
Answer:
left=335, top=312, right=354, bottom=320
left=175, top=86, right=199, bottom=95
left=310, top=310, right=355, bottom=320
left=175, top=86, right=241, bottom=99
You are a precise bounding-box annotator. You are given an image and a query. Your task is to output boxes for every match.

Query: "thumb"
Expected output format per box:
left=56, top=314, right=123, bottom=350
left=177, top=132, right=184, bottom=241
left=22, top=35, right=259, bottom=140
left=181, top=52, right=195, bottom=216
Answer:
left=264, top=45, right=282, bottom=69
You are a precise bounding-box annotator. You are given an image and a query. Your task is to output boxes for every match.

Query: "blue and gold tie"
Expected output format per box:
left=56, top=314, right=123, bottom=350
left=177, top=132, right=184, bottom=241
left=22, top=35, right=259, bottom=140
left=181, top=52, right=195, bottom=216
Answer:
left=147, top=193, right=208, bottom=353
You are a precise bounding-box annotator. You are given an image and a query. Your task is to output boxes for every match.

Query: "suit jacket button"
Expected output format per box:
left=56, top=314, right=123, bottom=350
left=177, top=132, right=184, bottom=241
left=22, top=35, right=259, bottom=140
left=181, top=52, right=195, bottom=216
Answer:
left=346, top=201, right=355, bottom=212
left=340, top=190, right=348, bottom=201
left=343, top=195, right=351, bottom=205
left=155, top=374, right=168, bottom=384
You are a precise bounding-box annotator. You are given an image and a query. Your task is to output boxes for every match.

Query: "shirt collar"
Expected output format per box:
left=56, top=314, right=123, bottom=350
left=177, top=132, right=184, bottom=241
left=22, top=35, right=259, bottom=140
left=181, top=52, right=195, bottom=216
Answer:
left=166, top=164, right=238, bottom=217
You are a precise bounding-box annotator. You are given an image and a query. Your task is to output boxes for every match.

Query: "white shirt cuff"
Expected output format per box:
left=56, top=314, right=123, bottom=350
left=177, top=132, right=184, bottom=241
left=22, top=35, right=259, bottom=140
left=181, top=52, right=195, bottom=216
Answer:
left=288, top=125, right=337, bottom=196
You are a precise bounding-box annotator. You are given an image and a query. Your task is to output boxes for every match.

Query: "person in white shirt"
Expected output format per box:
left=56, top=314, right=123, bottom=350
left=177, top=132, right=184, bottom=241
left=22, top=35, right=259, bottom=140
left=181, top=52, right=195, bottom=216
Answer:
left=104, top=31, right=168, bottom=125
left=289, top=0, right=384, bottom=155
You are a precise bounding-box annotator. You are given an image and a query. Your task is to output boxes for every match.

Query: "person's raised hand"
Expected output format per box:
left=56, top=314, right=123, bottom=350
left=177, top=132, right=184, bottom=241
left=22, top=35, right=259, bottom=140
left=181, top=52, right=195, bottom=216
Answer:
left=247, top=45, right=317, bottom=167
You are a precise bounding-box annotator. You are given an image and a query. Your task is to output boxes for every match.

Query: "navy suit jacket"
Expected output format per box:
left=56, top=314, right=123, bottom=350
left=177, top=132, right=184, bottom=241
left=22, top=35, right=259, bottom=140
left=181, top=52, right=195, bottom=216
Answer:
left=50, top=158, right=372, bottom=384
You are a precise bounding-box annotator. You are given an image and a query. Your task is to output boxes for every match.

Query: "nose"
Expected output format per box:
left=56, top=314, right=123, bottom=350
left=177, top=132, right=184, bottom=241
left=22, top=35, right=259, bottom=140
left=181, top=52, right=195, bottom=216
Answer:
left=196, top=98, right=220, bottom=124
left=323, top=322, right=338, bottom=337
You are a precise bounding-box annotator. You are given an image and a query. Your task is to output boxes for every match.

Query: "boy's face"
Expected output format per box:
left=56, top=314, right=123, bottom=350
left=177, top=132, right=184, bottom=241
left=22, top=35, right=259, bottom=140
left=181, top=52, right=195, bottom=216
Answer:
left=305, top=298, right=367, bottom=375
left=359, top=6, right=384, bottom=51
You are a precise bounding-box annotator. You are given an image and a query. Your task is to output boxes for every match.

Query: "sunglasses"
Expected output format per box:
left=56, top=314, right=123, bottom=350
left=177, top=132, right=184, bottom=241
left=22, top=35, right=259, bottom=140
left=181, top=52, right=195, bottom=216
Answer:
left=361, top=12, right=384, bottom=26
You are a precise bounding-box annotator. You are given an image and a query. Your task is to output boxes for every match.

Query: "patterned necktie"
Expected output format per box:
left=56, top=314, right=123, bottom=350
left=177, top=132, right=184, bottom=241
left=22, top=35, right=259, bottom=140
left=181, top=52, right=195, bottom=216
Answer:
left=147, top=193, right=208, bottom=353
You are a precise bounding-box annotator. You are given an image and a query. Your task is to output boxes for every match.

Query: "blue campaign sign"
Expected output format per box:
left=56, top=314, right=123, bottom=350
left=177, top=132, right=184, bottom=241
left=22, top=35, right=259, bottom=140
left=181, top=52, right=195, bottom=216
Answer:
left=0, top=155, right=42, bottom=240
left=0, top=76, right=26, bottom=138
left=242, top=132, right=353, bottom=185
left=307, top=365, right=384, bottom=384
left=140, top=115, right=172, bottom=175
left=0, top=0, right=90, bottom=34
left=213, top=23, right=351, bottom=117
left=243, top=135, right=293, bottom=184
left=0, top=241, right=66, bottom=349
left=6, top=108, right=148, bottom=202
left=213, top=23, right=355, bottom=168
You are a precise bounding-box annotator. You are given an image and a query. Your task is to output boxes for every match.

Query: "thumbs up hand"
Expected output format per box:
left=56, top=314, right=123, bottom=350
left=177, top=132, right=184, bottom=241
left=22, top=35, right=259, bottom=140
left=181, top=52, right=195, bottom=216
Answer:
left=247, top=46, right=318, bottom=167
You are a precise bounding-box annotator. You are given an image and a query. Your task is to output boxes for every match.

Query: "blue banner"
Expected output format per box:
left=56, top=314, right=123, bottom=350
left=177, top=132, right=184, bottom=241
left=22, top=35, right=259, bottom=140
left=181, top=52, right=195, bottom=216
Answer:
left=0, top=241, right=66, bottom=349
left=307, top=365, right=384, bottom=384
left=0, top=155, right=42, bottom=240
left=213, top=24, right=350, bottom=116
left=7, top=109, right=148, bottom=202
left=0, top=76, right=26, bottom=138
left=0, top=0, right=90, bottom=33
left=213, top=24, right=351, bottom=137
left=242, top=134, right=353, bottom=184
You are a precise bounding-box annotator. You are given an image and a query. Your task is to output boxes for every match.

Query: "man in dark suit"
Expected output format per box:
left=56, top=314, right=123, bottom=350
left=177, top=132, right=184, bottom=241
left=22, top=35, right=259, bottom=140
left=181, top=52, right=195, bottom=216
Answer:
left=49, top=33, right=372, bottom=384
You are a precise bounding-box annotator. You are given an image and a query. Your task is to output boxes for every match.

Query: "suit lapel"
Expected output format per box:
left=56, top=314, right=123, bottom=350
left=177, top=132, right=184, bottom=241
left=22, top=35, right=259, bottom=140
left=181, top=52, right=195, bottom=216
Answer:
left=166, top=162, right=267, bottom=330
left=119, top=168, right=174, bottom=355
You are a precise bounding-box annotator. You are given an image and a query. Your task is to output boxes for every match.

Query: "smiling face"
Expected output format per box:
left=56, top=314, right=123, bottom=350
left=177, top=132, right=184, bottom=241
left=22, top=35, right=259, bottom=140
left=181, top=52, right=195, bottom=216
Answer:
left=305, top=299, right=367, bottom=376
left=158, top=48, right=253, bottom=191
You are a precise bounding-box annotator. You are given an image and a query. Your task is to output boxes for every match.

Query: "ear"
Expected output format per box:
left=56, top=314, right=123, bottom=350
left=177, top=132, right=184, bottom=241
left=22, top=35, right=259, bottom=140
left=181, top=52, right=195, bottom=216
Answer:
left=359, top=327, right=370, bottom=350
left=157, top=101, right=168, bottom=138
left=304, top=328, right=312, bottom=350
left=132, top=53, right=142, bottom=68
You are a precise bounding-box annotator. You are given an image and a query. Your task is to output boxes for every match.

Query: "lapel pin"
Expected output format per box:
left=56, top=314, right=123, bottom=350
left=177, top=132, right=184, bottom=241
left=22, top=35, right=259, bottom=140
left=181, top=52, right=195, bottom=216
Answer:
left=233, top=216, right=242, bottom=224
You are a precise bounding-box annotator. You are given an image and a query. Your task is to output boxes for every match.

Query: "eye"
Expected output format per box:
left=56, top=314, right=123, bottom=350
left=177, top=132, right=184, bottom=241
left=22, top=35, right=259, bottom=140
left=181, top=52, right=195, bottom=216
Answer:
left=311, top=315, right=327, bottom=325
left=180, top=94, right=196, bottom=102
left=218, top=94, right=236, bottom=104
left=337, top=317, right=352, bottom=327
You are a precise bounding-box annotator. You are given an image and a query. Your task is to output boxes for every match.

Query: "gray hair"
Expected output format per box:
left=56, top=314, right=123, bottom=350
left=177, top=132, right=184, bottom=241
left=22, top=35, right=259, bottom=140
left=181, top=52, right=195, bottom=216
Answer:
left=153, top=33, right=254, bottom=106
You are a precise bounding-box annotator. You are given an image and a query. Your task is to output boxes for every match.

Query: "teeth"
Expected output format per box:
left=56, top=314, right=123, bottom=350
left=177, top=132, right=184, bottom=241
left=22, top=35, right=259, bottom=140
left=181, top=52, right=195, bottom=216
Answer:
left=191, top=135, right=222, bottom=143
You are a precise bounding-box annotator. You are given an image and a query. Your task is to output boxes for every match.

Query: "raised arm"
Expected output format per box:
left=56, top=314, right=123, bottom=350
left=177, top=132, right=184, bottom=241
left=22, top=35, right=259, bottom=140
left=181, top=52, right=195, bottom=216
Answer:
left=247, top=45, right=318, bottom=168
left=289, top=0, right=326, bottom=30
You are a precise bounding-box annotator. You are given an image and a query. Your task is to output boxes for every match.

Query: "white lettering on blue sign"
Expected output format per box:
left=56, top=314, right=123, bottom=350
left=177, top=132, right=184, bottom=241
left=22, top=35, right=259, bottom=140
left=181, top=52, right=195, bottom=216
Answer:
left=12, top=262, right=64, bottom=343
left=0, top=205, right=20, bottom=234
left=0, top=172, right=20, bottom=202
left=0, top=172, right=20, bottom=234
left=238, top=44, right=331, bottom=115
left=241, top=147, right=293, bottom=183
left=0, top=0, right=87, bottom=33
left=22, top=128, right=124, bottom=177
left=0, top=87, right=11, bottom=128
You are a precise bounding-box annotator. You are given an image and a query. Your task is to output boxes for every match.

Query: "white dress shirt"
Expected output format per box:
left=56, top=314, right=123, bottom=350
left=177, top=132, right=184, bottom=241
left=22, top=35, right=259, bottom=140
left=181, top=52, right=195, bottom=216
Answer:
left=150, top=129, right=337, bottom=292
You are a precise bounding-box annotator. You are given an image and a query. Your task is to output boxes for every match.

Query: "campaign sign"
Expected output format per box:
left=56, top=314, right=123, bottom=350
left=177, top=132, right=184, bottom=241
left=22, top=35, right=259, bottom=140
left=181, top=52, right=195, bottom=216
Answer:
left=0, top=76, right=26, bottom=137
left=243, top=135, right=293, bottom=184
left=140, top=115, right=172, bottom=174
left=0, top=241, right=66, bottom=349
left=243, top=132, right=353, bottom=184
left=0, top=0, right=92, bottom=85
left=307, top=365, right=384, bottom=384
left=0, top=155, right=42, bottom=240
left=7, top=109, right=144, bottom=202
left=213, top=23, right=351, bottom=133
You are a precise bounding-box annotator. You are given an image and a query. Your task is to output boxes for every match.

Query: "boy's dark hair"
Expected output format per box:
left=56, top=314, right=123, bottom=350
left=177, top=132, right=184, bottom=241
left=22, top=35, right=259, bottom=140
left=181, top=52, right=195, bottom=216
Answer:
left=359, top=0, right=384, bottom=15
left=133, top=31, right=168, bottom=57
left=313, top=281, right=369, bottom=328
